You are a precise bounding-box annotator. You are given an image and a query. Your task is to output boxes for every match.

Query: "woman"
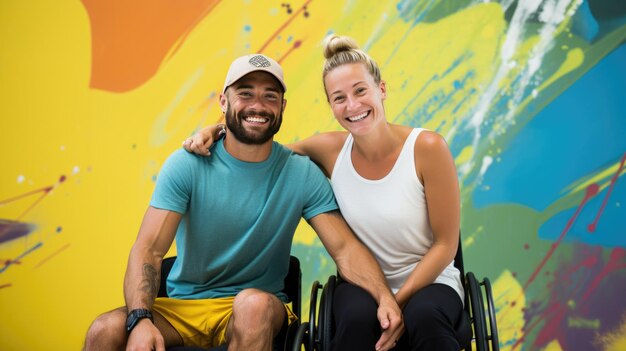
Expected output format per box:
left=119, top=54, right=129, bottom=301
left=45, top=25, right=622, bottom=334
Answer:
left=185, top=35, right=463, bottom=350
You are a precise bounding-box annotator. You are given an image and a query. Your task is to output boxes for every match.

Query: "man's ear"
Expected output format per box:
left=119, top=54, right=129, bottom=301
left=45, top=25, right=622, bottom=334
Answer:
left=379, top=80, right=387, bottom=100
left=282, top=98, right=287, bottom=112
left=219, top=93, right=228, bottom=113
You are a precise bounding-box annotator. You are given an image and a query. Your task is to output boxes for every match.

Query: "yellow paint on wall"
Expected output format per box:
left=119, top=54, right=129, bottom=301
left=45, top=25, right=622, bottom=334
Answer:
left=542, top=339, right=564, bottom=351
left=568, top=158, right=625, bottom=196
left=455, top=145, right=474, bottom=167
left=493, top=270, right=525, bottom=351
left=594, top=313, right=626, bottom=351
left=380, top=3, right=506, bottom=139
left=1, top=0, right=595, bottom=349
left=0, top=1, right=351, bottom=348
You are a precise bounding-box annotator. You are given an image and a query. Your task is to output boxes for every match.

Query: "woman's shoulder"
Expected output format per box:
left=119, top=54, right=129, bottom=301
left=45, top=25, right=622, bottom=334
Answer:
left=414, top=129, right=448, bottom=152
left=410, top=129, right=453, bottom=178
left=389, top=125, right=446, bottom=151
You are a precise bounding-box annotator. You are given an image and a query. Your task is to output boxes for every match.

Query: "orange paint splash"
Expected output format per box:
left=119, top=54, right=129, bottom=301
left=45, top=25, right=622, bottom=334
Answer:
left=81, top=0, right=221, bottom=92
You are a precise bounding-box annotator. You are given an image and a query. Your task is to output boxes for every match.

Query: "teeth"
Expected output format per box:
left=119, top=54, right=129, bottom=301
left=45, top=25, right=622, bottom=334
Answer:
left=244, top=116, right=268, bottom=123
left=347, top=111, right=368, bottom=122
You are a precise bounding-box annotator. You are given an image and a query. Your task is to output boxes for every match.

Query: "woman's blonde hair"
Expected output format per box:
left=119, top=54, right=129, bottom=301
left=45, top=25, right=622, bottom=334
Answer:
left=322, top=35, right=382, bottom=89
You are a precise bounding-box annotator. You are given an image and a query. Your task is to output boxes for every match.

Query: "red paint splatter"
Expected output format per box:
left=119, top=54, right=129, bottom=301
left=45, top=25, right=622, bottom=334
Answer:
left=278, top=39, right=305, bottom=63
left=522, top=184, right=598, bottom=292
left=512, top=244, right=625, bottom=350
left=0, top=185, right=52, bottom=205
left=581, top=248, right=626, bottom=302
left=0, top=176, right=66, bottom=246
left=34, top=243, right=71, bottom=268
left=507, top=184, right=601, bottom=350
left=587, top=152, right=626, bottom=232
left=3, top=259, right=21, bottom=266
left=257, top=0, right=314, bottom=54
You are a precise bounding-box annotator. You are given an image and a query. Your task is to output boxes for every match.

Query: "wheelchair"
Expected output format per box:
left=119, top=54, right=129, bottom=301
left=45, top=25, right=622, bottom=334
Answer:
left=295, top=240, right=500, bottom=351
left=158, top=255, right=303, bottom=351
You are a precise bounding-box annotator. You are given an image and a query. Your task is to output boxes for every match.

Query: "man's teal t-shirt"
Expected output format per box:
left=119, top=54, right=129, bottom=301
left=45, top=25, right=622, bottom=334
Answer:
left=150, top=139, right=338, bottom=301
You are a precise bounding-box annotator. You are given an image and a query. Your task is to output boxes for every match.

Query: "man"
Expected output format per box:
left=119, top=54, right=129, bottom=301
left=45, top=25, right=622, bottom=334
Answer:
left=83, top=54, right=403, bottom=351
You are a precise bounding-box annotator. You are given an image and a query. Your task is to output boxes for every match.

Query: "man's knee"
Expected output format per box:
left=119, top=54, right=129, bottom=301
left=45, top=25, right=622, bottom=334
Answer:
left=84, top=308, right=127, bottom=349
left=227, top=289, right=285, bottom=347
left=233, top=289, right=281, bottom=317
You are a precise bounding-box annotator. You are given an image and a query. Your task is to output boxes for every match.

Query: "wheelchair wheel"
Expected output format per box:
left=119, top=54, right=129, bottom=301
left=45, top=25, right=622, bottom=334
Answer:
left=467, top=272, right=488, bottom=351
left=309, top=281, right=322, bottom=351
left=483, top=278, right=500, bottom=351
left=291, top=322, right=309, bottom=351
left=318, top=276, right=336, bottom=351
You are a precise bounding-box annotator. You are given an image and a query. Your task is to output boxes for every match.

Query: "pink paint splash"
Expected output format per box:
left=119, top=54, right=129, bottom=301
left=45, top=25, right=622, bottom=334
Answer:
left=581, top=248, right=626, bottom=302
left=0, top=175, right=66, bottom=244
left=523, top=184, right=599, bottom=292
left=510, top=184, right=600, bottom=350
left=512, top=245, right=626, bottom=350
left=587, top=152, right=626, bottom=232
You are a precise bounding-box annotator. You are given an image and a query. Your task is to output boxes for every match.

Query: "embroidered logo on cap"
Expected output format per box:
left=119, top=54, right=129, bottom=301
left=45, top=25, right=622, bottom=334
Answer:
left=249, top=55, right=271, bottom=68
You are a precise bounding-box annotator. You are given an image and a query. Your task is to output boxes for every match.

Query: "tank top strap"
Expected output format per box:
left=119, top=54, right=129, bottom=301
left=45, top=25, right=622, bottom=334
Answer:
left=331, top=133, right=354, bottom=181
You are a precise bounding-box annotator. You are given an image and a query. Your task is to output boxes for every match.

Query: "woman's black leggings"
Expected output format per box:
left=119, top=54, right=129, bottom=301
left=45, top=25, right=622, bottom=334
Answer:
left=330, top=282, right=463, bottom=351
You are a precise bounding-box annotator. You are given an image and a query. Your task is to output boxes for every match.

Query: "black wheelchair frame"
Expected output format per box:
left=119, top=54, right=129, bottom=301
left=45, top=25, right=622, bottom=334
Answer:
left=296, top=239, right=500, bottom=351
left=159, top=255, right=303, bottom=351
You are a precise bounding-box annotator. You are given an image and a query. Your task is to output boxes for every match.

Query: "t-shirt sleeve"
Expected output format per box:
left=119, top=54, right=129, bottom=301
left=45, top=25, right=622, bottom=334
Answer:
left=302, top=161, right=339, bottom=220
left=150, top=149, right=193, bottom=215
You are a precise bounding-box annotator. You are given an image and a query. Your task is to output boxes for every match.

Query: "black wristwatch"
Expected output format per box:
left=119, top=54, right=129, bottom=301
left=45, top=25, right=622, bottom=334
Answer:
left=126, top=309, right=154, bottom=333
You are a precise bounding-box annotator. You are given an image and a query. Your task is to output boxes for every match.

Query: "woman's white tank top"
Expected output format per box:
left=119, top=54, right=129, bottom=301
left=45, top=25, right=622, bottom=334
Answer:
left=330, top=128, right=463, bottom=300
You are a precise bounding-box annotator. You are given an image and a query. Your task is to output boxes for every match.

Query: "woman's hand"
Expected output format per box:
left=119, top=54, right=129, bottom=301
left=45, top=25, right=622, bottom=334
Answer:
left=182, top=124, right=225, bottom=156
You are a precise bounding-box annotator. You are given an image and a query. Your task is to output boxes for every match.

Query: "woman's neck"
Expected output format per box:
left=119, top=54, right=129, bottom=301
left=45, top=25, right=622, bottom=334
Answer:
left=351, top=123, right=403, bottom=162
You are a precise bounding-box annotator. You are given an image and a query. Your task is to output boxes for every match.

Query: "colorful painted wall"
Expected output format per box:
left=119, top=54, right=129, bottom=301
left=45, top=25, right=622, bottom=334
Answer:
left=1, top=1, right=624, bottom=349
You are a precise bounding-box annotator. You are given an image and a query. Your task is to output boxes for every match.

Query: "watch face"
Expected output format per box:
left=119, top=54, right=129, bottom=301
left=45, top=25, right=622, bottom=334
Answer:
left=126, top=309, right=153, bottom=333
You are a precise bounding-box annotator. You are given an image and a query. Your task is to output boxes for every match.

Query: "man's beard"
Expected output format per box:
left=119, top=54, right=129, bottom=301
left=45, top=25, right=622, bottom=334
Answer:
left=224, top=102, right=283, bottom=145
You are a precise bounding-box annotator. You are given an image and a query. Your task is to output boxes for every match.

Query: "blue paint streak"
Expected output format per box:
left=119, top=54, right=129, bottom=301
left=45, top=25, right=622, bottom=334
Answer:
left=0, top=242, right=43, bottom=274
left=394, top=52, right=472, bottom=128
left=473, top=43, right=626, bottom=246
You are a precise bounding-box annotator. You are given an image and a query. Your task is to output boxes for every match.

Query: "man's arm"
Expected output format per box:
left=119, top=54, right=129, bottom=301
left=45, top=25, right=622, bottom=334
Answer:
left=124, top=206, right=181, bottom=350
left=308, top=210, right=404, bottom=351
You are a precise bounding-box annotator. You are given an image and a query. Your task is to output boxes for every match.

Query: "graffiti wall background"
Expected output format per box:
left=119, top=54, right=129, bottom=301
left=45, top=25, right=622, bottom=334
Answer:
left=1, top=0, right=624, bottom=349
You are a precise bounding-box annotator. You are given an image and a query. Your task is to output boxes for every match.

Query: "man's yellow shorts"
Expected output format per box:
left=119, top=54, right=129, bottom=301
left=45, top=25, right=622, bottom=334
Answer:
left=152, top=296, right=297, bottom=348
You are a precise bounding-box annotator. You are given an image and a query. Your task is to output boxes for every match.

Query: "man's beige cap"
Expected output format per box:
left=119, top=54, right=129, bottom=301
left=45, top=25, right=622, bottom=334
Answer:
left=222, top=54, right=287, bottom=93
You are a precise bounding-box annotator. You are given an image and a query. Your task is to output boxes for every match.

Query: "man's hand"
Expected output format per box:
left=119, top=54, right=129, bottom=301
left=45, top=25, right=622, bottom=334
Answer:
left=126, top=318, right=166, bottom=351
left=375, top=296, right=404, bottom=351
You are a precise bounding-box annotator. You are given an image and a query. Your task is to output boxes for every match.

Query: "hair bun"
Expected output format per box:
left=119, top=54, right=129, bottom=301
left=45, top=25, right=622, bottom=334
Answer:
left=323, top=35, right=360, bottom=59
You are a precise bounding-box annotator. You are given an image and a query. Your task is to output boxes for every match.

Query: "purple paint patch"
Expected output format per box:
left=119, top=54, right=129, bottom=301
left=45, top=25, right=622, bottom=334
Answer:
left=524, top=244, right=626, bottom=350
left=0, top=219, right=36, bottom=244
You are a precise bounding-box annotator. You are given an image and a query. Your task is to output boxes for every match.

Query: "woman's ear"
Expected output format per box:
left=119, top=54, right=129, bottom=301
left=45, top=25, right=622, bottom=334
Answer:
left=379, top=80, right=387, bottom=100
